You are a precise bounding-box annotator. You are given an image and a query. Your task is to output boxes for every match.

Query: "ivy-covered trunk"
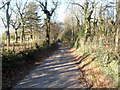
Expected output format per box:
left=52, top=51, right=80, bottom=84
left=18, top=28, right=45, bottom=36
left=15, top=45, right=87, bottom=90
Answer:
left=84, top=1, right=95, bottom=42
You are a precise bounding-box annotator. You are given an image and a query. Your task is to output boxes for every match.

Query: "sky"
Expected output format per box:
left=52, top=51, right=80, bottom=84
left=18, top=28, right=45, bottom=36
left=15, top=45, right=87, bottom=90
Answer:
left=0, top=0, right=115, bottom=35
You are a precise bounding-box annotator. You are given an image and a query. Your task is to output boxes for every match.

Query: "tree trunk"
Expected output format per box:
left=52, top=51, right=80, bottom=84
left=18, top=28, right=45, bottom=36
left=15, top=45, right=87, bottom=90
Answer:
left=46, top=29, right=50, bottom=45
left=45, top=18, right=50, bottom=45
left=21, top=22, right=25, bottom=43
left=6, top=1, right=10, bottom=48
left=115, top=0, right=120, bottom=52
left=15, top=29, right=18, bottom=43
left=115, top=28, right=120, bottom=51
left=6, top=31, right=10, bottom=47
left=46, top=23, right=50, bottom=45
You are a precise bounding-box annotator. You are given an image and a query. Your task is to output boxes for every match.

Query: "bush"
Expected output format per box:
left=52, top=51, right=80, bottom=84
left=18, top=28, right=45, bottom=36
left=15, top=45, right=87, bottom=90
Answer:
left=2, top=52, right=21, bottom=68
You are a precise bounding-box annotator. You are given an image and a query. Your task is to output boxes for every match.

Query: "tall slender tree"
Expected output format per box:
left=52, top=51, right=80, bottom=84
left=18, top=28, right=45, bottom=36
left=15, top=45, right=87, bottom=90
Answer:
left=116, top=0, right=120, bottom=51
left=15, top=0, right=28, bottom=43
left=1, top=0, right=11, bottom=48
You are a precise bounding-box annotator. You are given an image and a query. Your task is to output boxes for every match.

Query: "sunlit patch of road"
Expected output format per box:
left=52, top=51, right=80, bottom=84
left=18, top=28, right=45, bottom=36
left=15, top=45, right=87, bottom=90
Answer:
left=13, top=45, right=87, bottom=88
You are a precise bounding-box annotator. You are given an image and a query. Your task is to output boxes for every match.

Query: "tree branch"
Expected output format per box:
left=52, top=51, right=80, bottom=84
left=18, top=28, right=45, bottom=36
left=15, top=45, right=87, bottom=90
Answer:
left=70, top=2, right=84, bottom=10
left=1, top=18, right=7, bottom=28
left=0, top=0, right=11, bottom=9
left=36, top=0, right=44, bottom=10
left=0, top=2, right=7, bottom=9
left=50, top=1, right=58, bottom=16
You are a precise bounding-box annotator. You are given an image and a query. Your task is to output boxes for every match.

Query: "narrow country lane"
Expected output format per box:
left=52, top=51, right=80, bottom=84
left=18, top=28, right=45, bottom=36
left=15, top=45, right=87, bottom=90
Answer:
left=13, top=44, right=88, bottom=88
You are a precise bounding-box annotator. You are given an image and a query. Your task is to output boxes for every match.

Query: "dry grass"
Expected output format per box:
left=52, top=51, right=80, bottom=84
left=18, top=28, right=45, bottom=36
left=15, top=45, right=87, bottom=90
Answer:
left=70, top=48, right=115, bottom=88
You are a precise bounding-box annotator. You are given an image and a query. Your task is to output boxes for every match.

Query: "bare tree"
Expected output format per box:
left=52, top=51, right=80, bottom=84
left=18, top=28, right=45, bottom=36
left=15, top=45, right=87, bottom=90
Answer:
left=15, top=0, right=28, bottom=43
left=36, top=0, right=58, bottom=45
left=10, top=15, right=21, bottom=43
left=1, top=0, right=11, bottom=48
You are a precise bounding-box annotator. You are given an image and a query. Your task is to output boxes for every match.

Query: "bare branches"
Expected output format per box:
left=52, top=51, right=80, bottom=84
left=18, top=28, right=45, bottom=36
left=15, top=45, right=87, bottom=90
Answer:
left=23, top=0, right=28, bottom=12
left=1, top=17, right=7, bottom=28
left=0, top=2, right=7, bottom=9
left=50, top=1, right=58, bottom=16
left=36, top=0, right=58, bottom=17
left=15, top=0, right=28, bottom=17
left=70, top=2, right=84, bottom=10
left=88, top=2, right=95, bottom=21
left=45, top=0, right=47, bottom=9
left=67, top=0, right=85, bottom=10
left=36, top=0, right=59, bottom=45
left=14, top=0, right=28, bottom=42
left=0, top=0, right=11, bottom=9
left=10, top=15, right=21, bottom=30
left=36, top=0, right=44, bottom=10
left=16, top=2, right=22, bottom=16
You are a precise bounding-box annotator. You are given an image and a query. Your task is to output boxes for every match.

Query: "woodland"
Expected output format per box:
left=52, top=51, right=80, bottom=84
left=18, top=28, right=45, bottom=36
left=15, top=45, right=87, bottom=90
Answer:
left=0, top=0, right=120, bottom=89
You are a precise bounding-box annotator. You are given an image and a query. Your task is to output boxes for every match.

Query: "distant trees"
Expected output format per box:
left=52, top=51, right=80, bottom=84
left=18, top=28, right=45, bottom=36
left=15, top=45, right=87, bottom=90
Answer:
left=50, top=22, right=60, bottom=43
left=63, top=14, right=75, bottom=46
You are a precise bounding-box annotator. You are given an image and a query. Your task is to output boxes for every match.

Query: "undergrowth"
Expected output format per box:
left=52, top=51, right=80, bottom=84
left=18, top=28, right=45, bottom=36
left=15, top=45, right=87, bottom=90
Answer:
left=74, top=36, right=119, bottom=88
left=2, top=41, right=59, bottom=89
left=2, top=42, right=58, bottom=69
